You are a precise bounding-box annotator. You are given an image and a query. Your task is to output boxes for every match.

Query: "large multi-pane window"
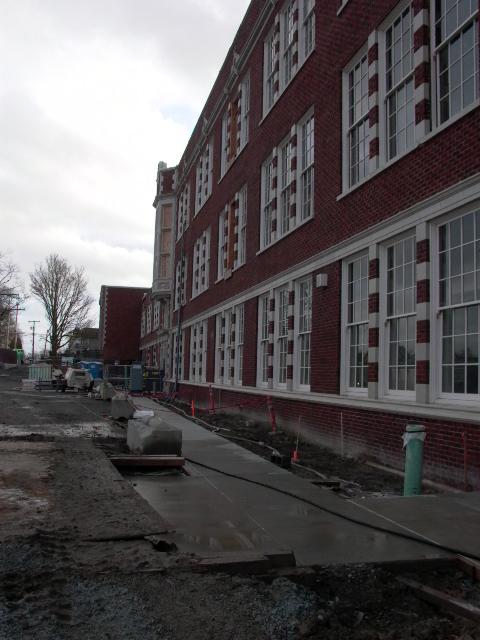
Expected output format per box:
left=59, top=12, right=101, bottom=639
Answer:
left=218, top=211, right=225, bottom=279
left=215, top=314, right=223, bottom=383
left=303, top=0, right=315, bottom=57
left=386, top=237, right=417, bottom=392
left=259, top=295, right=269, bottom=385
left=439, top=210, right=480, bottom=395
left=236, top=306, right=244, bottom=384
left=159, top=204, right=172, bottom=278
left=225, top=310, right=233, bottom=384
left=347, top=255, right=369, bottom=389
left=298, top=279, right=312, bottom=387
left=435, top=0, right=479, bottom=125
left=239, top=186, right=247, bottom=266
left=192, top=229, right=210, bottom=298
left=146, top=305, right=152, bottom=334
left=190, top=321, right=207, bottom=383
left=348, top=54, right=369, bottom=187
left=283, top=2, right=295, bottom=86
left=385, top=3, right=415, bottom=159
left=195, top=138, right=213, bottom=214
left=277, top=288, right=289, bottom=384
left=241, top=73, right=250, bottom=150
left=174, top=257, right=187, bottom=310
left=262, top=160, right=273, bottom=248
left=153, top=301, right=160, bottom=330
left=265, top=33, right=275, bottom=112
left=141, top=311, right=145, bottom=338
left=280, top=140, right=291, bottom=235
left=301, top=115, right=314, bottom=221
left=177, top=186, right=189, bottom=241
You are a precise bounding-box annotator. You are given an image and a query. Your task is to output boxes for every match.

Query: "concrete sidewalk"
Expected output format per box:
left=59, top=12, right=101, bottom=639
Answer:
left=129, top=397, right=480, bottom=567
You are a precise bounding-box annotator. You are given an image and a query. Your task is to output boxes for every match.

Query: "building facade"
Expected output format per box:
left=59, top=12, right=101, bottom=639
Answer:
left=152, top=0, right=480, bottom=487
left=139, top=288, right=170, bottom=372
left=99, top=285, right=150, bottom=363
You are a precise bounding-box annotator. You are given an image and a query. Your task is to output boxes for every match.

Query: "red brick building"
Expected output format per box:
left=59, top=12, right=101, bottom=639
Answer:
left=99, top=285, right=150, bottom=364
left=139, top=288, right=170, bottom=372
left=152, top=0, right=480, bottom=487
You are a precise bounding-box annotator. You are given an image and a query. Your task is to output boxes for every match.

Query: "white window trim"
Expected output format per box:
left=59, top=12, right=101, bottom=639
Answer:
left=221, top=110, right=228, bottom=178
left=141, top=311, right=145, bottom=338
left=195, top=138, right=214, bottom=215
left=378, top=231, right=418, bottom=400
left=235, top=305, right=245, bottom=385
left=260, top=155, right=274, bottom=250
left=257, top=294, right=270, bottom=388
left=146, top=304, right=152, bottom=334
left=217, top=210, right=226, bottom=281
left=215, top=313, right=223, bottom=384
left=191, top=228, right=211, bottom=300
left=274, top=287, right=289, bottom=388
left=238, top=185, right=248, bottom=267
left=341, top=250, right=370, bottom=395
left=294, top=277, right=312, bottom=391
left=225, top=308, right=233, bottom=385
left=240, top=72, right=250, bottom=151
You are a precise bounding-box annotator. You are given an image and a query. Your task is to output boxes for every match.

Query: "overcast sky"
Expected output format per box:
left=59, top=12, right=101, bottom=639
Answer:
left=0, top=0, right=250, bottom=350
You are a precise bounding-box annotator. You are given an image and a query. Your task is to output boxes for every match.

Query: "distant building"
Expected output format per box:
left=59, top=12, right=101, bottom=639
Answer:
left=139, top=288, right=170, bottom=372
left=99, top=286, right=150, bottom=364
left=69, top=328, right=99, bottom=354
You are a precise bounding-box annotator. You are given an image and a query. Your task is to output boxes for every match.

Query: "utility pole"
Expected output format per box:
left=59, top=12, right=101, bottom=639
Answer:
left=1, top=292, right=17, bottom=348
left=13, top=302, right=25, bottom=350
left=29, top=321, right=40, bottom=362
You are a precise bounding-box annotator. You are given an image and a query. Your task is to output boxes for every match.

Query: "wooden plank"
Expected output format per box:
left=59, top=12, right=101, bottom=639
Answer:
left=371, top=557, right=458, bottom=574
left=458, top=555, right=480, bottom=582
left=310, top=479, right=342, bottom=488
left=109, top=455, right=185, bottom=469
left=397, top=576, right=480, bottom=623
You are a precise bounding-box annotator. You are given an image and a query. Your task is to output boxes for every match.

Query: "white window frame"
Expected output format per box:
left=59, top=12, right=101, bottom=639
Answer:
left=195, top=137, right=214, bottom=215
left=300, top=111, right=314, bottom=221
left=432, top=206, right=480, bottom=404
left=260, top=156, right=273, bottom=250
left=341, top=251, right=369, bottom=394
left=379, top=232, right=417, bottom=399
left=225, top=309, right=233, bottom=385
left=264, top=28, right=276, bottom=117
left=279, top=134, right=292, bottom=237
left=282, top=1, right=295, bottom=90
left=217, top=210, right=226, bottom=280
left=174, top=257, right=187, bottom=311
left=215, top=313, right=223, bottom=383
left=173, top=330, right=185, bottom=381
left=240, top=72, right=250, bottom=150
left=257, top=295, right=270, bottom=387
left=176, top=185, right=190, bottom=242
left=190, top=320, right=207, bottom=383
left=221, top=110, right=228, bottom=177
left=238, top=185, right=247, bottom=266
left=192, top=228, right=211, bottom=299
left=146, top=304, right=152, bottom=334
left=431, top=0, right=479, bottom=129
left=235, top=305, right=244, bottom=385
left=153, top=301, right=160, bottom=330
left=303, top=0, right=315, bottom=59
left=141, top=311, right=145, bottom=338
left=342, top=45, right=370, bottom=191
left=295, top=277, right=312, bottom=390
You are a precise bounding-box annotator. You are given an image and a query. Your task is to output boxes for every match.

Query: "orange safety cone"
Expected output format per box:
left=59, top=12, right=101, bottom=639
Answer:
left=191, top=399, right=195, bottom=418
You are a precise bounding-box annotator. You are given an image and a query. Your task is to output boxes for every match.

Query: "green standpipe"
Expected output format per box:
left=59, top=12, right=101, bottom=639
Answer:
left=403, top=424, right=426, bottom=496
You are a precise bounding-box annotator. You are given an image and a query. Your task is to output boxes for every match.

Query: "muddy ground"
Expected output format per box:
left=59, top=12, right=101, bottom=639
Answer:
left=0, top=368, right=479, bottom=639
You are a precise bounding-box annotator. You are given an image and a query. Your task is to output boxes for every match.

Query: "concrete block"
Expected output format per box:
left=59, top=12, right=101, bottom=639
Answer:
left=98, top=380, right=116, bottom=400
left=111, top=396, right=134, bottom=420
left=127, top=419, right=182, bottom=456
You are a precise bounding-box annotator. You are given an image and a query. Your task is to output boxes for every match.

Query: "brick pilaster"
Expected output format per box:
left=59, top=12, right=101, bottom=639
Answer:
left=289, top=126, right=297, bottom=225
left=416, top=222, right=430, bottom=403
left=413, top=0, right=431, bottom=140
left=287, top=282, right=295, bottom=391
left=368, top=245, right=380, bottom=398
left=268, top=292, right=275, bottom=389
left=368, top=31, right=380, bottom=173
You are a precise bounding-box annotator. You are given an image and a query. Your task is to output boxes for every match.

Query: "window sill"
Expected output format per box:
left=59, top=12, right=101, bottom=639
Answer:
left=190, top=287, right=209, bottom=303
left=218, top=142, right=249, bottom=185
left=256, top=214, right=314, bottom=257
left=338, top=100, right=480, bottom=201
left=259, top=47, right=316, bottom=126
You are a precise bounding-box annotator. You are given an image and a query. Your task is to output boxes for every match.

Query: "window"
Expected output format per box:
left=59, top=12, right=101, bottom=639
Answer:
left=300, top=114, right=314, bottom=220
left=259, top=295, right=270, bottom=385
left=439, top=209, right=480, bottom=396
left=141, top=311, right=145, bottom=338
left=225, top=310, right=233, bottom=384
left=240, top=73, right=250, bottom=150
left=385, top=3, right=415, bottom=159
left=263, top=1, right=315, bottom=116
left=265, top=31, right=275, bottom=113
left=174, top=257, right=187, bottom=310
left=277, top=288, right=289, bottom=385
left=192, top=228, right=211, bottom=298
left=280, top=139, right=291, bottom=235
left=261, top=159, right=273, bottom=249
left=195, top=138, right=213, bottom=214
left=218, top=211, right=226, bottom=280
left=346, top=255, right=369, bottom=390
left=297, top=279, right=312, bottom=387
left=177, top=185, right=190, bottom=240
left=347, top=52, right=369, bottom=187
left=215, top=314, right=223, bottom=382
left=190, top=321, right=207, bottom=383
left=146, top=304, right=152, bottom=334
left=153, top=301, right=160, bottom=330
left=236, top=305, right=244, bottom=384
left=173, top=330, right=184, bottom=381
left=434, top=0, right=479, bottom=125
left=239, top=186, right=247, bottom=266
left=160, top=204, right=172, bottom=278
left=283, top=2, right=295, bottom=86
left=221, top=111, right=229, bottom=177
left=303, top=0, right=315, bottom=57
left=386, top=236, right=417, bottom=393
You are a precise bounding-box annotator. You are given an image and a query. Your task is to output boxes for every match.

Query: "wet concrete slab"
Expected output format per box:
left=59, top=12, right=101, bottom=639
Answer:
left=129, top=398, right=475, bottom=566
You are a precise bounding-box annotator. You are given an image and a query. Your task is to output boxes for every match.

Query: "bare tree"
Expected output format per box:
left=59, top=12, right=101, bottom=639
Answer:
left=0, top=251, right=27, bottom=348
left=29, top=254, right=95, bottom=356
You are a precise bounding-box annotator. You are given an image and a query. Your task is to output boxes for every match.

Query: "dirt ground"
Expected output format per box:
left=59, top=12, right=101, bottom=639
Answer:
left=0, top=368, right=479, bottom=639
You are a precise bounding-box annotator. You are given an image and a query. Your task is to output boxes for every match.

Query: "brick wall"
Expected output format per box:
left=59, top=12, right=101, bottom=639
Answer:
left=102, top=287, right=149, bottom=363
